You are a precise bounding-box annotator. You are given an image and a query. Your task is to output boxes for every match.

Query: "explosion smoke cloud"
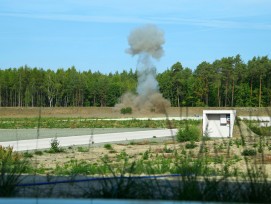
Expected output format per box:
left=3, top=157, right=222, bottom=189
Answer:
left=115, top=24, right=170, bottom=113
left=126, top=24, right=165, bottom=59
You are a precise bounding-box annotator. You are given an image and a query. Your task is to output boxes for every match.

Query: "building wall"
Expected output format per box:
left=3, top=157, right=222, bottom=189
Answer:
left=205, top=114, right=230, bottom=137
left=203, top=110, right=236, bottom=138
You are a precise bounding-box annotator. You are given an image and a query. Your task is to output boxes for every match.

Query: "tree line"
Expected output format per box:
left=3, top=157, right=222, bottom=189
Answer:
left=0, top=54, right=271, bottom=108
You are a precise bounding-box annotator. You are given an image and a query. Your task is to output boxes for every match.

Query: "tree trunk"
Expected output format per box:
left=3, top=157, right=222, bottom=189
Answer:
left=81, top=91, right=84, bottom=106
left=225, top=80, right=228, bottom=107
left=14, top=90, right=16, bottom=107
left=32, top=95, right=34, bottom=107
left=49, top=97, right=53, bottom=107
left=65, top=96, right=69, bottom=107
left=177, top=95, right=180, bottom=107
left=5, top=88, right=8, bottom=106
left=0, top=88, right=1, bottom=107
left=259, top=75, right=262, bottom=107
left=19, top=73, right=22, bottom=107
left=93, top=95, right=96, bottom=106
left=217, top=86, right=220, bottom=107
left=231, top=79, right=235, bottom=107
left=205, top=82, right=209, bottom=106
left=250, top=79, right=253, bottom=106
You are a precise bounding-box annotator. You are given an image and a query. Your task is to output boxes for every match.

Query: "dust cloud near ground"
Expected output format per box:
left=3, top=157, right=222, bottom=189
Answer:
left=115, top=24, right=171, bottom=113
left=115, top=92, right=170, bottom=113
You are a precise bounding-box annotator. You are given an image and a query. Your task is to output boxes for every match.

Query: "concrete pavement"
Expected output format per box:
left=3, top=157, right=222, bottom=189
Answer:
left=0, top=129, right=178, bottom=151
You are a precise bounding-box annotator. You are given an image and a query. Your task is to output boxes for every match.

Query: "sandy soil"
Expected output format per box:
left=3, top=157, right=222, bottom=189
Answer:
left=19, top=120, right=270, bottom=177
left=28, top=135, right=271, bottom=176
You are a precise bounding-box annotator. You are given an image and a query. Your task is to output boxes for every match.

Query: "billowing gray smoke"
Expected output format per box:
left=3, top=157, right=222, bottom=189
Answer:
left=126, top=24, right=164, bottom=59
left=115, top=24, right=170, bottom=113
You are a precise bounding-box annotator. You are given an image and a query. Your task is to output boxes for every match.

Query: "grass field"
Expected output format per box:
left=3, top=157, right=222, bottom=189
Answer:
left=1, top=106, right=271, bottom=201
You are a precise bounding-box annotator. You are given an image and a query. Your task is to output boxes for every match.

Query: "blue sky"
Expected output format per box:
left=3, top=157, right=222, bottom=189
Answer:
left=1, top=0, right=271, bottom=73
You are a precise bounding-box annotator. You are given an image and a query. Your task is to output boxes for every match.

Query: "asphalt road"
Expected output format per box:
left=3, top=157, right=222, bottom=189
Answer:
left=0, top=128, right=161, bottom=142
left=0, top=129, right=178, bottom=151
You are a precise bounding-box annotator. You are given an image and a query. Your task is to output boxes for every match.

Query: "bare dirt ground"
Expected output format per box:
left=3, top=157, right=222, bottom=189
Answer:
left=28, top=134, right=271, bottom=176
left=0, top=106, right=271, bottom=118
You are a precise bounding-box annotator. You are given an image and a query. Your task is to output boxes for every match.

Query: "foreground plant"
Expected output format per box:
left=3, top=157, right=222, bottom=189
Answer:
left=0, top=146, right=29, bottom=197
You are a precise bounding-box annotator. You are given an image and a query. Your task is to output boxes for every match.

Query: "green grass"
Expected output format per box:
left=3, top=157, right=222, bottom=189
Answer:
left=249, top=125, right=271, bottom=136
left=34, top=150, right=43, bottom=156
left=77, top=146, right=89, bottom=152
left=0, top=117, right=200, bottom=129
left=34, top=146, right=240, bottom=177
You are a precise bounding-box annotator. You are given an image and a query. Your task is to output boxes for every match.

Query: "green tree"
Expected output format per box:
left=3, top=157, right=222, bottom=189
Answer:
left=194, top=61, right=213, bottom=106
left=157, top=69, right=173, bottom=104
left=248, top=56, right=269, bottom=107
left=45, top=69, right=57, bottom=107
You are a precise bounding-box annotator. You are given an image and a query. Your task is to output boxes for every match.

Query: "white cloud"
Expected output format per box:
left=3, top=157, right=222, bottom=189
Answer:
left=1, top=0, right=270, bottom=31
left=1, top=11, right=270, bottom=31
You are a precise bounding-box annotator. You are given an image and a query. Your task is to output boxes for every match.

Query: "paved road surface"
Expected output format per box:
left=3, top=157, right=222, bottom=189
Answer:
left=238, top=116, right=271, bottom=121
left=0, top=128, right=160, bottom=142
left=0, top=129, right=177, bottom=151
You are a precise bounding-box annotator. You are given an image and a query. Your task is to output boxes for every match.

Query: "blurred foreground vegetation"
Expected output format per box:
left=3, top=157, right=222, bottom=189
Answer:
left=1, top=120, right=271, bottom=202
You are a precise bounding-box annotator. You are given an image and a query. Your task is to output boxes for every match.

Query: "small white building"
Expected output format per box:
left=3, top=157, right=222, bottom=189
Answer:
left=202, top=110, right=236, bottom=138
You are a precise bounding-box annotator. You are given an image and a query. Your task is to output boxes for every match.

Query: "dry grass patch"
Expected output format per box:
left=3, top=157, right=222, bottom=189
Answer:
left=1, top=107, right=271, bottom=118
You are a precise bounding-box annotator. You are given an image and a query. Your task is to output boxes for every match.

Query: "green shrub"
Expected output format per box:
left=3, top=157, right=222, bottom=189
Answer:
left=104, top=144, right=113, bottom=150
left=176, top=126, right=201, bottom=142
left=48, top=137, right=64, bottom=153
left=242, top=149, right=257, bottom=156
left=234, top=138, right=243, bottom=148
left=77, top=146, right=89, bottom=152
left=120, top=107, right=132, bottom=114
left=129, top=141, right=136, bottom=145
left=34, top=150, right=43, bottom=156
left=213, top=155, right=224, bottom=164
left=23, top=151, right=33, bottom=158
left=142, top=150, right=150, bottom=160
left=116, top=150, right=129, bottom=162
left=54, top=160, right=100, bottom=175
left=185, top=141, right=198, bottom=149
left=163, top=145, right=174, bottom=153
left=249, top=125, right=261, bottom=135
left=249, top=125, right=271, bottom=136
